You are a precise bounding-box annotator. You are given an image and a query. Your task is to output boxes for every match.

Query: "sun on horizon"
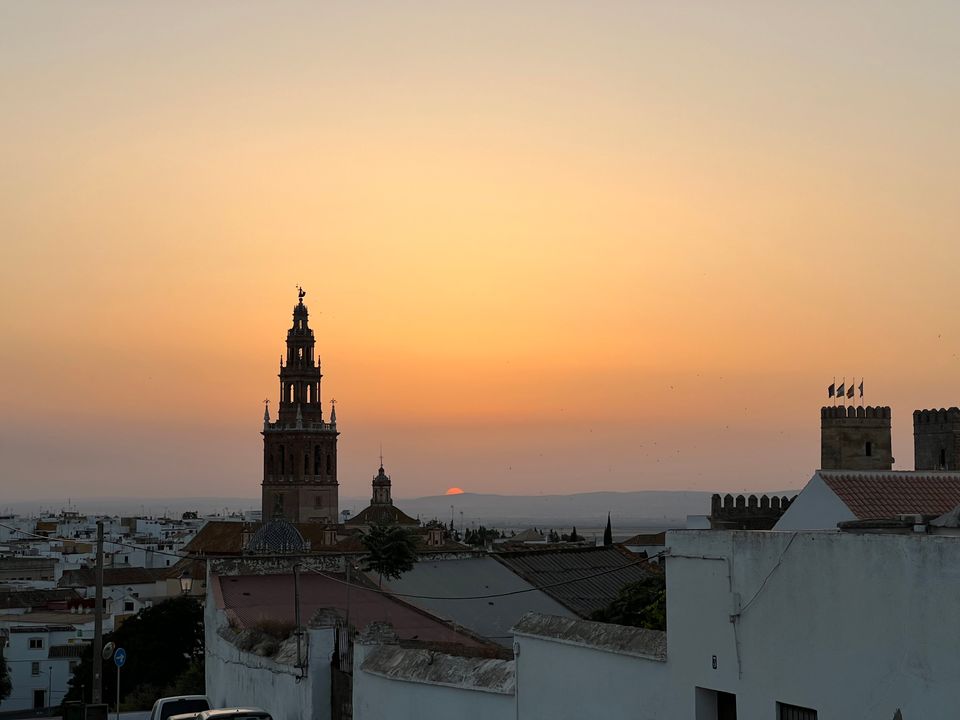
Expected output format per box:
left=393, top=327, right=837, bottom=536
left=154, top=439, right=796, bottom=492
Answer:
left=445, top=487, right=465, bottom=495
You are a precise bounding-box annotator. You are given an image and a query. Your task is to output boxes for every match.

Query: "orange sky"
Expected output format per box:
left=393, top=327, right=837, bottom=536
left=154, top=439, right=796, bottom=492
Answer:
left=2, top=2, right=960, bottom=502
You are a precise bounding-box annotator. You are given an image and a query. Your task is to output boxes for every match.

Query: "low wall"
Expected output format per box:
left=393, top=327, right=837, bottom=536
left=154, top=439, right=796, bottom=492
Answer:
left=205, top=603, right=335, bottom=720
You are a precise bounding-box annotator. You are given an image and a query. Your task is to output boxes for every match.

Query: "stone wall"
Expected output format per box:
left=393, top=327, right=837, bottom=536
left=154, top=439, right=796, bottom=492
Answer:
left=709, top=494, right=794, bottom=530
left=913, top=408, right=960, bottom=470
left=820, top=405, right=893, bottom=470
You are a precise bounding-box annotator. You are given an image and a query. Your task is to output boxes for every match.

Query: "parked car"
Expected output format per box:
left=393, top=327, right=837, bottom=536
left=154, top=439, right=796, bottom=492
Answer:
left=148, top=695, right=212, bottom=720
left=170, top=709, right=272, bottom=720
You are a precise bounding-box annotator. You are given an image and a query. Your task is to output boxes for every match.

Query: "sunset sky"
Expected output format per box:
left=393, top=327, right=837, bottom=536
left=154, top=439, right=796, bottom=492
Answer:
left=3, top=2, right=960, bottom=503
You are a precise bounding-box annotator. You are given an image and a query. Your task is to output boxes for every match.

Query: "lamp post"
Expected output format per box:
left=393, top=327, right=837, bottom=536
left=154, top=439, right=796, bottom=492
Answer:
left=178, top=569, right=193, bottom=596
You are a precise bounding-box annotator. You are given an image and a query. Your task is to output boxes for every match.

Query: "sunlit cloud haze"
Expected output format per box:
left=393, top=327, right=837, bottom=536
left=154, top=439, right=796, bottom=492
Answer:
left=2, top=2, right=960, bottom=503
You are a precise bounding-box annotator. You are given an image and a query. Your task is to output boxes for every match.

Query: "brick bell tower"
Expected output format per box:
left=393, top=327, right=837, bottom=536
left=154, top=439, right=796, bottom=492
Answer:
left=261, top=288, right=339, bottom=524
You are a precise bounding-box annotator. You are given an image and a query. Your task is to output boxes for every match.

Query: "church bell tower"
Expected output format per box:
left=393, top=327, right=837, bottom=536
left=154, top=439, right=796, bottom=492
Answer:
left=261, top=288, right=339, bottom=523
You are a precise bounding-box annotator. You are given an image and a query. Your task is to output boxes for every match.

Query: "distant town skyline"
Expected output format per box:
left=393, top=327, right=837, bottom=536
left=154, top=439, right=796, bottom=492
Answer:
left=3, top=2, right=960, bottom=501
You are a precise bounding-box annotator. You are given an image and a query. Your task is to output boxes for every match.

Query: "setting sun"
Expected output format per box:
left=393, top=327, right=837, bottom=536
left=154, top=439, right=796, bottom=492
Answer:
left=445, top=487, right=465, bottom=495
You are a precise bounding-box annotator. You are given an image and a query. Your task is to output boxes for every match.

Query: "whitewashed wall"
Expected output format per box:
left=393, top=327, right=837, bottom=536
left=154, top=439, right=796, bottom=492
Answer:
left=513, top=633, right=668, bottom=720
left=773, top=473, right=855, bottom=530
left=667, top=529, right=960, bottom=719
left=205, top=603, right=335, bottom=720
left=352, top=652, right=514, bottom=720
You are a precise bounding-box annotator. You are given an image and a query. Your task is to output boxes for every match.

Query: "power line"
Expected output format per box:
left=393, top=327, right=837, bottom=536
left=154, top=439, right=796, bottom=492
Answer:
left=301, top=552, right=665, bottom=601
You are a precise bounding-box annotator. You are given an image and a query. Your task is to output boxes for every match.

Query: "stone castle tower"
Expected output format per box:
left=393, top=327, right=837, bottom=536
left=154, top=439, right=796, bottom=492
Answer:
left=820, top=405, right=893, bottom=471
left=913, top=408, right=960, bottom=470
left=261, top=289, right=339, bottom=523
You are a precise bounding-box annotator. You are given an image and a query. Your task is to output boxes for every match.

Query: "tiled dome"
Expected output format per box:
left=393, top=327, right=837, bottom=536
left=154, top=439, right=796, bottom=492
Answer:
left=246, top=518, right=305, bottom=554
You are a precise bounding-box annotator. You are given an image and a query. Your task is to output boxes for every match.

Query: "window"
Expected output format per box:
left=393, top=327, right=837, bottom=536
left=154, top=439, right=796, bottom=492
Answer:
left=778, top=703, right=817, bottom=720
left=124, top=601, right=135, bottom=612
left=304, top=453, right=310, bottom=474
left=29, top=637, right=43, bottom=649
left=865, top=441, right=872, bottom=457
left=314, top=495, right=323, bottom=508
left=32, top=661, right=40, bottom=676
left=326, top=454, right=332, bottom=474
left=940, top=448, right=947, bottom=469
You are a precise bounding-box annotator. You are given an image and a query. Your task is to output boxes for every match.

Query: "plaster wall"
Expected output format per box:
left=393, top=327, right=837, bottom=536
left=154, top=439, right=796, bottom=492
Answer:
left=773, top=474, right=855, bottom=530
left=666, top=530, right=960, bottom=719
left=204, top=601, right=334, bottom=720
left=352, top=663, right=513, bottom=720
left=514, top=633, right=667, bottom=720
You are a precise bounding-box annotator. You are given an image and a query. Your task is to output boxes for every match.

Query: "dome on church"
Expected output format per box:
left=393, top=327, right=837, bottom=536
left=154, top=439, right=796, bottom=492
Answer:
left=373, top=465, right=391, bottom=486
left=247, top=518, right=306, bottom=554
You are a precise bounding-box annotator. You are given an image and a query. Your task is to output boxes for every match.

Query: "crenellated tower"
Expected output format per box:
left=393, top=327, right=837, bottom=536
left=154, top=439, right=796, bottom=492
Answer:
left=820, top=405, right=893, bottom=471
left=261, top=289, right=339, bottom=523
left=913, top=408, right=960, bottom=470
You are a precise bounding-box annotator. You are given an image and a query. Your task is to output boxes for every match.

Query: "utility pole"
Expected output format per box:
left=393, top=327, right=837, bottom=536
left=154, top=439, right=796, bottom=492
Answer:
left=92, top=520, right=104, bottom=704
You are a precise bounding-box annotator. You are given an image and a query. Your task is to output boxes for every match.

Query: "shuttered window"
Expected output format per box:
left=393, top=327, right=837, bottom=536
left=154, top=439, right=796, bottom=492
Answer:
left=778, top=703, right=817, bottom=720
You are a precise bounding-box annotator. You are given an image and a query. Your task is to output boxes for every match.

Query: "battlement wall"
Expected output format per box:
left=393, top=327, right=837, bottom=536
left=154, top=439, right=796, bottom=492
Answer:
left=913, top=408, right=960, bottom=426
left=708, top=493, right=795, bottom=530
left=914, top=408, right=960, bottom=470
left=821, top=406, right=891, bottom=421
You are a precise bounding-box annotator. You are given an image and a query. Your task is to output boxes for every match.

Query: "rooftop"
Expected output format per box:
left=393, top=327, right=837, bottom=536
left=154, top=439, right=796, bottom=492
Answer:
left=215, top=572, right=488, bottom=647
left=512, top=612, right=666, bottom=661
left=493, top=546, right=656, bottom=617
left=59, top=567, right=171, bottom=587
left=374, top=556, right=575, bottom=646
left=820, top=470, right=960, bottom=519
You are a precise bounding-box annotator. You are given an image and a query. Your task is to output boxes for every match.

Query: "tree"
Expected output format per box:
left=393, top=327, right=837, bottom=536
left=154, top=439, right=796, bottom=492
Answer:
left=0, top=651, right=11, bottom=703
left=603, top=513, right=613, bottom=546
left=64, top=596, right=204, bottom=709
left=361, top=521, right=418, bottom=587
left=547, top=529, right=560, bottom=543
left=568, top=526, right=581, bottom=542
left=590, top=574, right=666, bottom=631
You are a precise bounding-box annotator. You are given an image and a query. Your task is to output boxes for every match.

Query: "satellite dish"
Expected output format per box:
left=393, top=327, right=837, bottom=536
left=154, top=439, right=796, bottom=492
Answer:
left=102, top=642, right=115, bottom=660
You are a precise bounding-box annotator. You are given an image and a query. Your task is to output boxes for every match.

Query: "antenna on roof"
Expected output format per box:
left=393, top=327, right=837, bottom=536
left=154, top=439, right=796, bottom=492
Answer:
left=379, top=442, right=384, bottom=470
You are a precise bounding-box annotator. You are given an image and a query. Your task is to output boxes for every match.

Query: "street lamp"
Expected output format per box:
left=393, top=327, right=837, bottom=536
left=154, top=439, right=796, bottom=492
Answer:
left=178, top=569, right=193, bottom=596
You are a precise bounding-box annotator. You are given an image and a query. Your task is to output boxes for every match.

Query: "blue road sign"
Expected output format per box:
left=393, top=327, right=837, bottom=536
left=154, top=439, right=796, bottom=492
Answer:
left=114, top=648, right=126, bottom=668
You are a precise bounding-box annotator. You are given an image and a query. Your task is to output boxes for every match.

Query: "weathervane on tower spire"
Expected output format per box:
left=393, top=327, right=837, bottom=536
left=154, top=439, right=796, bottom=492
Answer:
left=297, top=285, right=306, bottom=303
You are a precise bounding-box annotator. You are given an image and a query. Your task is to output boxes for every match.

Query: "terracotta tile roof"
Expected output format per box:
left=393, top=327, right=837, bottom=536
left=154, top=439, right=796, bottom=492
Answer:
left=820, top=471, right=960, bottom=519
left=182, top=521, right=250, bottom=555
left=58, top=567, right=169, bottom=588
left=0, top=589, right=82, bottom=610
left=216, top=572, right=488, bottom=647
left=347, top=504, right=419, bottom=526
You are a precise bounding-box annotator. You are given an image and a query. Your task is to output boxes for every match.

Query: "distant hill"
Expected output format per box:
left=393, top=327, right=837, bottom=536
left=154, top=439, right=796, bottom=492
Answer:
left=392, top=490, right=715, bottom=527
left=6, top=489, right=797, bottom=530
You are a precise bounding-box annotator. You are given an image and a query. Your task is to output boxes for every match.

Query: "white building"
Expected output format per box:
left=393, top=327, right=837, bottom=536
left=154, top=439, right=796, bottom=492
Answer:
left=0, top=623, right=89, bottom=713
left=354, top=527, right=960, bottom=720
left=774, top=470, right=960, bottom=530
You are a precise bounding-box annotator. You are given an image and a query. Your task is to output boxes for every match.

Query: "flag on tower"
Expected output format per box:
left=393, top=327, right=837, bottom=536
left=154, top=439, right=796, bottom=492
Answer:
left=828, top=383, right=835, bottom=398
left=859, top=380, right=864, bottom=398
left=847, top=384, right=854, bottom=399
left=837, top=382, right=845, bottom=399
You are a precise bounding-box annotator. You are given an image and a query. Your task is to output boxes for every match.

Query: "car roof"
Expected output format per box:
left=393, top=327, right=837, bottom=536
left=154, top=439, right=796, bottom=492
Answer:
left=199, top=710, right=271, bottom=719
